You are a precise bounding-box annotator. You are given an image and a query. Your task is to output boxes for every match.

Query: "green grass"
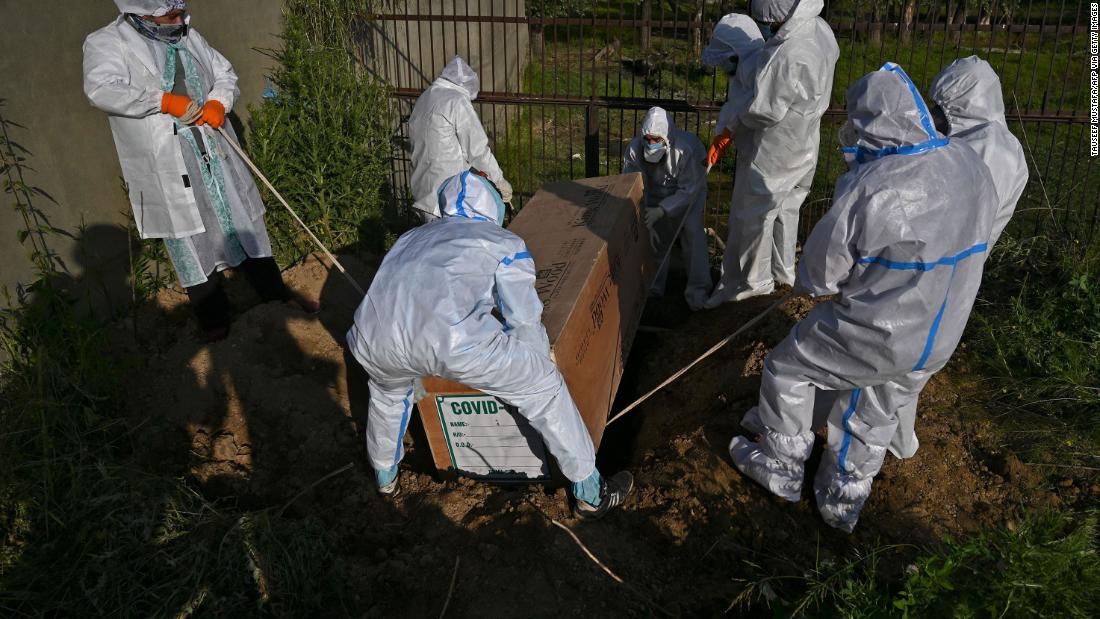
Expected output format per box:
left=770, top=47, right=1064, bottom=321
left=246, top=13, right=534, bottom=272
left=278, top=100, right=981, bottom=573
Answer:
left=966, top=234, right=1100, bottom=466
left=732, top=512, right=1100, bottom=618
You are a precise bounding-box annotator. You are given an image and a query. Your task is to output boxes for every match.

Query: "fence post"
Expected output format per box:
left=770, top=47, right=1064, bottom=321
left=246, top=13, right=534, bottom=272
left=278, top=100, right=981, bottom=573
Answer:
left=585, top=103, right=600, bottom=178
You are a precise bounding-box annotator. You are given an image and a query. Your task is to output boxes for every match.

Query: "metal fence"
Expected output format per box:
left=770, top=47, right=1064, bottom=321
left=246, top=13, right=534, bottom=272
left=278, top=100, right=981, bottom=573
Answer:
left=369, top=1, right=1099, bottom=248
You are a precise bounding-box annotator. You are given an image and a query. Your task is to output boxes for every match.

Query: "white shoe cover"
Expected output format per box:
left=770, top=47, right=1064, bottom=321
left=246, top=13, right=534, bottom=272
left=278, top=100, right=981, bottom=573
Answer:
left=729, top=435, right=804, bottom=502
left=733, top=282, right=775, bottom=302
left=813, top=456, right=873, bottom=533
left=704, top=281, right=775, bottom=309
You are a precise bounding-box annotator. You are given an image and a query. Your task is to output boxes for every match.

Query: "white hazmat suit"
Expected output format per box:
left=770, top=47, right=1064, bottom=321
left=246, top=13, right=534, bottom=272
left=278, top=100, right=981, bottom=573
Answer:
left=930, top=56, right=1028, bottom=248
left=346, top=172, right=596, bottom=483
left=407, top=56, right=513, bottom=221
left=706, top=0, right=838, bottom=307
left=622, top=107, right=712, bottom=310
left=730, top=63, right=999, bottom=532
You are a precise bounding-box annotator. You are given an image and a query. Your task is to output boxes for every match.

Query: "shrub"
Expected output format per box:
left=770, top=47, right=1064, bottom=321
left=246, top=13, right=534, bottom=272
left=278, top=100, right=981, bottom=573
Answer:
left=247, top=0, right=395, bottom=264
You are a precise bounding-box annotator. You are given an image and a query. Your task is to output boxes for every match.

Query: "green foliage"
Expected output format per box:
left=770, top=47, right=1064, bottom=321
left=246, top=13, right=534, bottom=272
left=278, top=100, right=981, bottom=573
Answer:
left=247, top=0, right=394, bottom=264
left=969, top=235, right=1100, bottom=432
left=1, top=99, right=68, bottom=277
left=893, top=512, right=1100, bottom=618
left=0, top=68, right=345, bottom=618
left=528, top=0, right=591, bottom=18
left=734, top=513, right=1100, bottom=618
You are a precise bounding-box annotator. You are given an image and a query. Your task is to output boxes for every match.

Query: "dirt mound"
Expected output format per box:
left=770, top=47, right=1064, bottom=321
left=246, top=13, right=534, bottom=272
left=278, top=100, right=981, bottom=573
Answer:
left=117, top=256, right=1054, bottom=616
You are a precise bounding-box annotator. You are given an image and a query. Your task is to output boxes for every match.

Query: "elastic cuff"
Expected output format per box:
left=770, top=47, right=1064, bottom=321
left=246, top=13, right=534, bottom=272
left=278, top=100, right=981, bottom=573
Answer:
left=762, top=428, right=814, bottom=465
left=571, top=469, right=602, bottom=506
left=375, top=464, right=399, bottom=488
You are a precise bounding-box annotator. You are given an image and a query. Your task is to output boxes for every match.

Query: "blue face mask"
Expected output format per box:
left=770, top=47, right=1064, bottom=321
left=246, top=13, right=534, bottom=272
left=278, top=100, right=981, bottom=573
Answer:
left=643, top=141, right=668, bottom=163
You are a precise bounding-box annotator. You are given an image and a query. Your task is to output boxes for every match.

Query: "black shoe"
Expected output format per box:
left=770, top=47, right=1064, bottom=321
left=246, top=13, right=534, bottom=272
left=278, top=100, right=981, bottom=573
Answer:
left=574, top=471, right=634, bottom=520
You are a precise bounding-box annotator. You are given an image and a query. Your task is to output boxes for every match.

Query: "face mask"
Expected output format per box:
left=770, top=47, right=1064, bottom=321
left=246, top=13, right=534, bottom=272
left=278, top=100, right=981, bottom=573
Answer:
left=643, top=141, right=667, bottom=163
left=838, top=120, right=859, bottom=148
left=718, top=55, right=739, bottom=76
left=154, top=21, right=187, bottom=41
left=838, top=120, right=860, bottom=170
left=127, top=13, right=187, bottom=43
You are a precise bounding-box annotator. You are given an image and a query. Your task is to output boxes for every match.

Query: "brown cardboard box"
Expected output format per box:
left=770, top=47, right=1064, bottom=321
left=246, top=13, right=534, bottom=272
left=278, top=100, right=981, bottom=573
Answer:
left=417, top=173, right=651, bottom=479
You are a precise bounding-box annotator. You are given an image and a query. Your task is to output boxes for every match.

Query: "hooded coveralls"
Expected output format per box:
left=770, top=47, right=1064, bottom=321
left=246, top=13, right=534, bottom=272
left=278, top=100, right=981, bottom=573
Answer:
left=930, top=56, right=1028, bottom=249
left=731, top=63, right=999, bottom=532
left=622, top=108, right=712, bottom=310
left=83, top=6, right=288, bottom=329
left=346, top=173, right=596, bottom=483
left=408, top=56, right=513, bottom=221
left=709, top=0, right=838, bottom=305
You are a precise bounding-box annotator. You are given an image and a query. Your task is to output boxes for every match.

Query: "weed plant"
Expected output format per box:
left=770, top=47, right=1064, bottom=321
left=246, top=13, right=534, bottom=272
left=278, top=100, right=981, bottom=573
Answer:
left=733, top=512, right=1100, bottom=618
left=248, top=0, right=394, bottom=264
left=1, top=88, right=341, bottom=617
left=969, top=233, right=1100, bottom=461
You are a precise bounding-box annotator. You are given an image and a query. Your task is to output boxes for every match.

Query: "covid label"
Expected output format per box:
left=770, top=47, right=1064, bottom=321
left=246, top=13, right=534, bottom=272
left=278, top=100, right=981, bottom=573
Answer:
left=436, top=394, right=550, bottom=480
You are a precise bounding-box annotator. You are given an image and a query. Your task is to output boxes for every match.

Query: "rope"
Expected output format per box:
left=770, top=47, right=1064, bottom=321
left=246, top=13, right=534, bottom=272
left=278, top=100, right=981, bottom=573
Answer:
left=605, top=292, right=794, bottom=428
left=216, top=127, right=366, bottom=296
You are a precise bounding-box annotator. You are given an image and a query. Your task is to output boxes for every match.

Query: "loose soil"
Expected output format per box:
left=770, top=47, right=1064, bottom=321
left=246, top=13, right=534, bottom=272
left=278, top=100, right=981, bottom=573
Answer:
left=116, top=253, right=1064, bottom=617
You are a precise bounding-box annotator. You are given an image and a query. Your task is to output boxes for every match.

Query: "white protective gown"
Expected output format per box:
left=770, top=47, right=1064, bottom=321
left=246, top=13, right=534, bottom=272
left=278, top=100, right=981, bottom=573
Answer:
left=622, top=108, right=712, bottom=310
left=346, top=173, right=596, bottom=482
left=407, top=56, right=513, bottom=220
left=930, top=56, right=1028, bottom=248
left=83, top=16, right=272, bottom=287
left=731, top=63, right=999, bottom=532
left=707, top=0, right=838, bottom=306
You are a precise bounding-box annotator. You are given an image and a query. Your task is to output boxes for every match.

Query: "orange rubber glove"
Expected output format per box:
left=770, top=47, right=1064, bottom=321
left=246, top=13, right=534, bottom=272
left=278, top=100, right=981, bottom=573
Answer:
left=161, top=92, right=193, bottom=118
left=196, top=100, right=226, bottom=129
left=708, top=128, right=733, bottom=168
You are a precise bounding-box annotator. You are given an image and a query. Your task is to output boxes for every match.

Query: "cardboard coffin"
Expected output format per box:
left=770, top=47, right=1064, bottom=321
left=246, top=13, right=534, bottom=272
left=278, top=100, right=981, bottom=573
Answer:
left=418, top=173, right=652, bottom=480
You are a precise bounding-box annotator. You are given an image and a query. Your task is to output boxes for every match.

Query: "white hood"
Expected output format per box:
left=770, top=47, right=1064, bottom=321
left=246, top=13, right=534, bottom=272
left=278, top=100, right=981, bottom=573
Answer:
left=701, top=13, right=765, bottom=67
left=114, top=0, right=185, bottom=16
left=437, top=55, right=480, bottom=100
left=640, top=106, right=674, bottom=142
left=437, top=171, right=506, bottom=224
left=929, top=56, right=1008, bottom=134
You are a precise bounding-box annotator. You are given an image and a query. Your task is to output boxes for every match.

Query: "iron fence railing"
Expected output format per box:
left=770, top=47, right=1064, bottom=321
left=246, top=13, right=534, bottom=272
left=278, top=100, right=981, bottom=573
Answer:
left=369, top=0, right=1099, bottom=248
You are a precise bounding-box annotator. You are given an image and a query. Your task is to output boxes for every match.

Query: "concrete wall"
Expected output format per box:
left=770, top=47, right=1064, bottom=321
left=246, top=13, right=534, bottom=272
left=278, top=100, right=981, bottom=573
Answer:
left=0, top=0, right=284, bottom=303
left=363, top=0, right=528, bottom=94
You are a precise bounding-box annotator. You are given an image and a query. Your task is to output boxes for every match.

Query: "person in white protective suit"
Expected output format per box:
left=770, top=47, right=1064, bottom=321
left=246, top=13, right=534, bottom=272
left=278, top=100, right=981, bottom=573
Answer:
left=699, top=14, right=765, bottom=172
left=930, top=56, right=1029, bottom=249
left=407, top=55, right=514, bottom=221
left=705, top=0, right=838, bottom=308
left=83, top=0, right=317, bottom=342
left=622, top=107, right=712, bottom=310
left=346, top=172, right=633, bottom=518
left=729, top=63, right=999, bottom=532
